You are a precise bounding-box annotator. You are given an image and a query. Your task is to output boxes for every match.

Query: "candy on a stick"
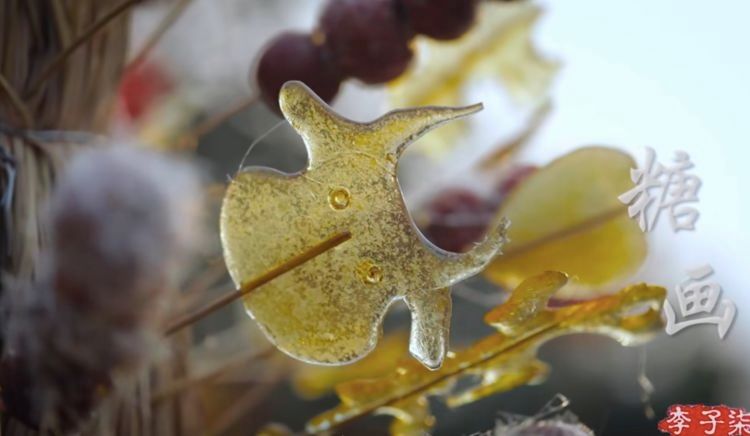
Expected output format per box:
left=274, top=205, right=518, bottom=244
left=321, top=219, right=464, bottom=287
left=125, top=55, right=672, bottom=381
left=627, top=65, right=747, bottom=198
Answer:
left=306, top=272, right=666, bottom=434
left=220, top=81, right=507, bottom=369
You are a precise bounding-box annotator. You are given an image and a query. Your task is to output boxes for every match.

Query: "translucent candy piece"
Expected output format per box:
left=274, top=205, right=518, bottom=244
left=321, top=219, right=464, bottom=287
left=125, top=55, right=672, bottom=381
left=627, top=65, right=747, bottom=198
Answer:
left=388, top=2, right=559, bottom=158
left=292, top=332, right=409, bottom=399
left=484, top=147, right=648, bottom=299
left=220, top=81, right=507, bottom=369
left=306, top=272, right=666, bottom=434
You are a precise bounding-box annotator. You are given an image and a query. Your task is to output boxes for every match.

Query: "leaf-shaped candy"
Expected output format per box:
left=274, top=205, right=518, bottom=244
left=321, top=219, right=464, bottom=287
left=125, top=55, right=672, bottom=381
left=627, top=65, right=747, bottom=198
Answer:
left=292, top=332, right=409, bottom=399
left=484, top=147, right=648, bottom=299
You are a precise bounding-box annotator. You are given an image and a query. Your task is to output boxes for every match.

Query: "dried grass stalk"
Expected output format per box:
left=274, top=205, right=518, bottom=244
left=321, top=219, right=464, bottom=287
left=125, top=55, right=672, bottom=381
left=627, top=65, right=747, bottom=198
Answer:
left=1, top=0, right=132, bottom=284
left=0, top=3, right=187, bottom=436
left=0, top=0, right=130, bottom=131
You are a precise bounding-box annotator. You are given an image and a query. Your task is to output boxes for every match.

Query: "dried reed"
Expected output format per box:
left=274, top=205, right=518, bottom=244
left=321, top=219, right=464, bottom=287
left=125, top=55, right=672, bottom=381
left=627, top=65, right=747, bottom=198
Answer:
left=0, top=0, right=131, bottom=282
left=0, top=3, right=188, bottom=436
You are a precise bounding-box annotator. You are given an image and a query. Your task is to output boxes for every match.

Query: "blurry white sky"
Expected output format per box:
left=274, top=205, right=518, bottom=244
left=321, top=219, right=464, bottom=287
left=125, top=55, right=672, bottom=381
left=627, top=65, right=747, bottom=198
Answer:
left=530, top=0, right=750, bottom=351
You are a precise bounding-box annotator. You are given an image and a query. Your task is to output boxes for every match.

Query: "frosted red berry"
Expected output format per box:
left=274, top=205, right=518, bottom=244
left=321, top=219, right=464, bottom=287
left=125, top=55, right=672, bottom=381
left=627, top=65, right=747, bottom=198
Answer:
left=320, top=0, right=414, bottom=84
left=422, top=188, right=496, bottom=253
left=402, top=0, right=478, bottom=40
left=255, top=32, right=342, bottom=115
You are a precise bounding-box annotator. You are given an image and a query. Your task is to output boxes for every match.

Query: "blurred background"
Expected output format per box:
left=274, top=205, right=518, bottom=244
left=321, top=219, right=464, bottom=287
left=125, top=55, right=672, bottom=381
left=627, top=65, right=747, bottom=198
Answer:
left=123, top=0, right=750, bottom=434
left=2, top=0, right=747, bottom=435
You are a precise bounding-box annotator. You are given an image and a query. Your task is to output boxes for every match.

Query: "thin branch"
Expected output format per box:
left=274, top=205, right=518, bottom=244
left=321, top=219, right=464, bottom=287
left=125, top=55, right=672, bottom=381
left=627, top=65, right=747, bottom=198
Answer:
left=164, top=231, right=352, bottom=335
left=126, top=0, right=194, bottom=70
left=175, top=94, right=260, bottom=149
left=28, top=0, right=140, bottom=94
left=151, top=347, right=276, bottom=403
left=205, top=369, right=285, bottom=436
left=501, top=205, right=627, bottom=260
left=477, top=101, right=551, bottom=171
left=0, top=73, right=33, bottom=129
left=175, top=260, right=228, bottom=314
left=49, top=0, right=73, bottom=45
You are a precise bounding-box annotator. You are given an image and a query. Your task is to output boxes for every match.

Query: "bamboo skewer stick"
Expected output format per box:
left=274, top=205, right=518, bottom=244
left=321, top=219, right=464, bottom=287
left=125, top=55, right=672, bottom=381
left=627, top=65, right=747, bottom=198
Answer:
left=164, top=231, right=352, bottom=335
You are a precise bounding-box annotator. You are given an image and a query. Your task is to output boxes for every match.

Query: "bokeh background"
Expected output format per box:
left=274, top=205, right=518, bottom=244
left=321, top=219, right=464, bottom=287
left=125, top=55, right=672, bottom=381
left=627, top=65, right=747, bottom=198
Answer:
left=127, top=1, right=750, bottom=434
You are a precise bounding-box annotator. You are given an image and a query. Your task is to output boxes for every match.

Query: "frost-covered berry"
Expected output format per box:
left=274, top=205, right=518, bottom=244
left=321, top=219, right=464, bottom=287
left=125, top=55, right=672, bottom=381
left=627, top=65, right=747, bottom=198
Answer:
left=423, top=188, right=496, bottom=253
left=402, top=0, right=478, bottom=40
left=320, top=0, right=414, bottom=84
left=256, top=32, right=343, bottom=115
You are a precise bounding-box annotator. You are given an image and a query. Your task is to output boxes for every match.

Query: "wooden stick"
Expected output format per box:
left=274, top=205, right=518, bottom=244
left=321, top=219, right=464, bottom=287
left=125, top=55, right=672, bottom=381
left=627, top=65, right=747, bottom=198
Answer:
left=164, top=231, right=352, bottom=335
left=501, top=206, right=627, bottom=259
left=28, top=0, right=140, bottom=94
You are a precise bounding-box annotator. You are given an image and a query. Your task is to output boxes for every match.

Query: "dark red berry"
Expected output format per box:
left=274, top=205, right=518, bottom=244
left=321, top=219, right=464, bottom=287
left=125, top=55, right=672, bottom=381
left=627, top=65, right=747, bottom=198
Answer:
left=320, top=0, right=414, bottom=84
left=422, top=188, right=497, bottom=253
left=402, top=0, right=478, bottom=40
left=255, top=32, right=343, bottom=115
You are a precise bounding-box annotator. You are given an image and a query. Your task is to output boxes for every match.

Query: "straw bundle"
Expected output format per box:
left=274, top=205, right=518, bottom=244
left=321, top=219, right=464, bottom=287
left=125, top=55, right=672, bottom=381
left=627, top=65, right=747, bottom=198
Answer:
left=0, top=0, right=132, bottom=281
left=0, top=3, right=189, bottom=435
left=0, top=0, right=130, bottom=131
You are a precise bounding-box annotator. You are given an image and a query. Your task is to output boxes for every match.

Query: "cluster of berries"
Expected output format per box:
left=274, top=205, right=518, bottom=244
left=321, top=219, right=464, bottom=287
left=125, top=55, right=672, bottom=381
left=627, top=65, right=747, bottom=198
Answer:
left=255, top=0, right=483, bottom=114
